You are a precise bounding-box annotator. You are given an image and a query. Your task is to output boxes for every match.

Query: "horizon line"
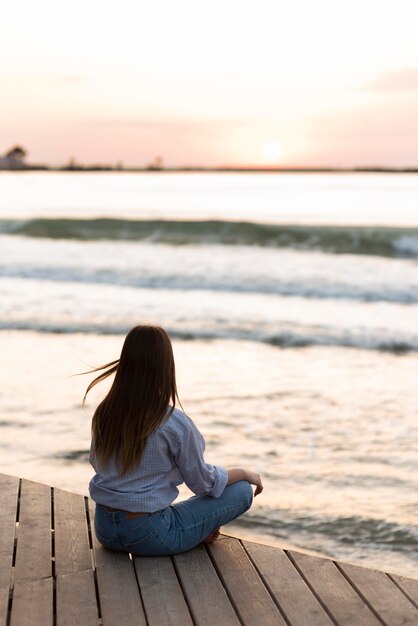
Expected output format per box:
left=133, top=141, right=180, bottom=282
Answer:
left=2, top=164, right=418, bottom=174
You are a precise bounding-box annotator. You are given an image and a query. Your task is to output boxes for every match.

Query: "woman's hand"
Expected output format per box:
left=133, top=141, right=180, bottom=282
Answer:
left=244, top=470, right=263, bottom=496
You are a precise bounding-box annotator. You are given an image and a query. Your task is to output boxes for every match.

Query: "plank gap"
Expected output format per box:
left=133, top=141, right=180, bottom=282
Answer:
left=204, top=544, right=245, bottom=625
left=285, top=550, right=339, bottom=626
left=16, top=478, right=22, bottom=524
left=11, top=478, right=22, bottom=569
left=5, top=478, right=21, bottom=626
left=92, top=567, right=103, bottom=622
left=84, top=496, right=96, bottom=573
left=84, top=496, right=93, bottom=551
left=170, top=555, right=197, bottom=626
left=333, top=561, right=387, bottom=626
left=87, top=501, right=97, bottom=573
left=50, top=487, right=56, bottom=626
left=12, top=478, right=22, bottom=568
left=129, top=552, right=149, bottom=626
left=11, top=539, right=17, bottom=568
left=386, top=573, right=418, bottom=611
left=6, top=588, right=13, bottom=626
left=239, top=539, right=292, bottom=626
left=50, top=488, right=55, bottom=578
left=52, top=576, right=57, bottom=626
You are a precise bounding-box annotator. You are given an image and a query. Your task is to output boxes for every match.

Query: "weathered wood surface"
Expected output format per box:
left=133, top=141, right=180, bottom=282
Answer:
left=14, top=479, right=51, bottom=583
left=10, top=577, right=53, bottom=626
left=336, top=561, right=418, bottom=626
left=288, top=549, right=381, bottom=626
left=1, top=471, right=417, bottom=626
left=54, top=486, right=92, bottom=576
left=0, top=474, right=19, bottom=624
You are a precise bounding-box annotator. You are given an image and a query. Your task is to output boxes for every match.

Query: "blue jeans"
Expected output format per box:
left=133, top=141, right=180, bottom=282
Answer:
left=93, top=480, right=253, bottom=556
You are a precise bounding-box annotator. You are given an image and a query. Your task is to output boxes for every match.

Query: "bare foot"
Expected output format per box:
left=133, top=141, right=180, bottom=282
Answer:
left=201, top=527, right=221, bottom=544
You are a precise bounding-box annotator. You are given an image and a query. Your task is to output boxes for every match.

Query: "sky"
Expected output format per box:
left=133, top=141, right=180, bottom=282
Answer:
left=1, top=0, right=418, bottom=167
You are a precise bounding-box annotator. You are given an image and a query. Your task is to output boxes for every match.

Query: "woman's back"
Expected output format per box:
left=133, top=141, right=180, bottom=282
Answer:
left=89, top=404, right=228, bottom=512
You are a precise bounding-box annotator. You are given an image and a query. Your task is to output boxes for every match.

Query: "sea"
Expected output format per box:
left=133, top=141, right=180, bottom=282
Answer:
left=0, top=171, right=417, bottom=577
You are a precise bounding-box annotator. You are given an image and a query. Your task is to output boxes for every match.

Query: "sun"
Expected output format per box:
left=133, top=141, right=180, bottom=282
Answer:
left=262, top=140, right=283, bottom=163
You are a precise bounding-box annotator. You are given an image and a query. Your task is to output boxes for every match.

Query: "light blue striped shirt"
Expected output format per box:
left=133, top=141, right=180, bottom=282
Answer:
left=88, top=405, right=228, bottom=512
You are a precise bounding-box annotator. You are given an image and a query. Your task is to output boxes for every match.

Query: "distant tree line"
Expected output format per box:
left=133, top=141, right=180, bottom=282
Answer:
left=1, top=144, right=417, bottom=173
left=0, top=145, right=30, bottom=169
left=0, top=144, right=166, bottom=171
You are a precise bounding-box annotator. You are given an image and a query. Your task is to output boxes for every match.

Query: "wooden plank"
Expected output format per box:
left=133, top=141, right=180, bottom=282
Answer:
left=338, top=560, right=418, bottom=625
left=289, top=550, right=381, bottom=626
left=173, top=544, right=240, bottom=626
left=207, top=536, right=287, bottom=625
left=242, top=539, right=335, bottom=626
left=54, top=487, right=91, bottom=576
left=87, top=498, right=147, bottom=626
left=56, top=569, right=98, bottom=626
left=14, top=479, right=51, bottom=583
left=133, top=555, right=193, bottom=626
left=10, top=577, right=53, bottom=626
left=0, top=473, right=19, bottom=624
left=4, top=474, right=418, bottom=626
left=0, top=590, right=9, bottom=626
left=389, top=572, right=418, bottom=608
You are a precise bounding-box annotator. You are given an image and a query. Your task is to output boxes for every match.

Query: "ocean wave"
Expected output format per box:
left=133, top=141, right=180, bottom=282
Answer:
left=1, top=265, right=417, bottom=303
left=1, top=217, right=418, bottom=258
left=0, top=321, right=416, bottom=353
left=238, top=512, right=418, bottom=549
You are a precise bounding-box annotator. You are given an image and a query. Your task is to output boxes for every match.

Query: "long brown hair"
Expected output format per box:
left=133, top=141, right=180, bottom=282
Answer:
left=79, top=325, right=184, bottom=476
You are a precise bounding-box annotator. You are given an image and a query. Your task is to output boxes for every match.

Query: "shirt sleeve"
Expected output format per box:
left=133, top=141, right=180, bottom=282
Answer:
left=166, top=414, right=228, bottom=498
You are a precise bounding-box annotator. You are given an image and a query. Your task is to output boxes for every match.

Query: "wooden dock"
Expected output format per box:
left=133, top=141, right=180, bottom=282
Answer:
left=1, top=472, right=418, bottom=626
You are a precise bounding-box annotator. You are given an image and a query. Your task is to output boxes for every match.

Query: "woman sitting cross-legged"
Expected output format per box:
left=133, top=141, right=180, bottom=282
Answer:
left=80, top=324, right=263, bottom=557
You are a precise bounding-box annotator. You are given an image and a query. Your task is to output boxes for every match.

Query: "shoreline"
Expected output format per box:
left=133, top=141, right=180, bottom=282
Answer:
left=2, top=166, right=418, bottom=174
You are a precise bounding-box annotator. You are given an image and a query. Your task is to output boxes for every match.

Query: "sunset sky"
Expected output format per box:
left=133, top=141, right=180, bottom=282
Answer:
left=1, top=0, right=418, bottom=167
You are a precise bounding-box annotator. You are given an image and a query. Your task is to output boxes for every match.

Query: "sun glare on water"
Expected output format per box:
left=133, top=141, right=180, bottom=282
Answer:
left=262, top=140, right=283, bottom=163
